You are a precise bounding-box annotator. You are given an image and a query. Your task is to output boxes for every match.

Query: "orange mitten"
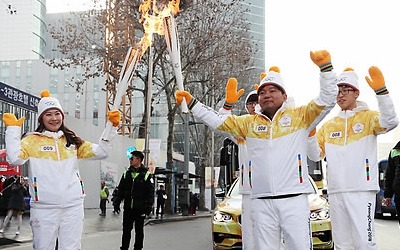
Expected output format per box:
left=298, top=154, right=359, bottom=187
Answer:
left=365, top=66, right=388, bottom=95
left=223, top=78, right=244, bottom=110
left=175, top=90, right=196, bottom=109
left=2, top=113, right=25, bottom=127
left=107, top=110, right=121, bottom=127
left=310, top=50, right=332, bottom=72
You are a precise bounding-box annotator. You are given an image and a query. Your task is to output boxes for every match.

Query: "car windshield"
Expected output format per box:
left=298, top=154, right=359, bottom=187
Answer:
left=227, top=179, right=240, bottom=197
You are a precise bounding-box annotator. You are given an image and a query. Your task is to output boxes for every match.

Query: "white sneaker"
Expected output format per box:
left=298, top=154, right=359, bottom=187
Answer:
left=0, top=229, right=3, bottom=233
left=15, top=231, right=20, bottom=235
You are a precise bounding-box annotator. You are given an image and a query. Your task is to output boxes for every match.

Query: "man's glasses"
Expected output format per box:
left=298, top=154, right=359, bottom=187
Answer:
left=246, top=101, right=258, bottom=107
left=338, top=88, right=355, bottom=96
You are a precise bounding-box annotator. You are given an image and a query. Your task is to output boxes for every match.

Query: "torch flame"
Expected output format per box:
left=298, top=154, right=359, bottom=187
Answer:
left=137, top=0, right=180, bottom=55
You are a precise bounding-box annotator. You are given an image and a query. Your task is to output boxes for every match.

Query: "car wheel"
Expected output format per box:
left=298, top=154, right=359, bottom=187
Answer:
left=375, top=212, right=383, bottom=219
left=391, top=213, right=397, bottom=219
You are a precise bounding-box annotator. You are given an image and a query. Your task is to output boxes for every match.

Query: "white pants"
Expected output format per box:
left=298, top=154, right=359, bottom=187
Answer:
left=329, top=191, right=378, bottom=250
left=30, top=205, right=84, bottom=250
left=252, top=194, right=312, bottom=250
left=242, top=194, right=255, bottom=250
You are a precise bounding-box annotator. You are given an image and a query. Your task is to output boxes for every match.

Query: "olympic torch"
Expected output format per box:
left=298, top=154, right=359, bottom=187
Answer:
left=102, top=47, right=142, bottom=141
left=163, top=14, right=188, bottom=113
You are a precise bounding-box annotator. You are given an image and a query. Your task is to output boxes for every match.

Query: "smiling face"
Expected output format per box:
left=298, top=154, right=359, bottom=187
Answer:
left=257, top=84, right=287, bottom=118
left=41, top=108, right=63, bottom=132
left=336, top=85, right=358, bottom=111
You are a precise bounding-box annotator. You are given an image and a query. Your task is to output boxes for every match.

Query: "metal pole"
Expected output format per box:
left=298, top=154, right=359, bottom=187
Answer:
left=145, top=43, right=156, bottom=217
left=210, top=85, right=215, bottom=210
left=144, top=43, right=153, bottom=168
left=182, top=113, right=190, bottom=216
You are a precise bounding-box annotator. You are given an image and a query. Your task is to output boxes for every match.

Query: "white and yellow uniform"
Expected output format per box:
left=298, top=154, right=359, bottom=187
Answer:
left=193, top=71, right=337, bottom=250
left=5, top=126, right=117, bottom=250
left=308, top=97, right=398, bottom=250
left=219, top=91, right=257, bottom=250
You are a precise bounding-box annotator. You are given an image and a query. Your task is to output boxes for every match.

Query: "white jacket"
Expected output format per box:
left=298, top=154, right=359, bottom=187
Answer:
left=193, top=71, right=337, bottom=198
left=308, top=96, right=398, bottom=194
left=5, top=126, right=117, bottom=209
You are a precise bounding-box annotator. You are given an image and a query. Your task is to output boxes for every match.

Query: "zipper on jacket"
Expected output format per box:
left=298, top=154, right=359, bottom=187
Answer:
left=54, top=137, right=61, bottom=161
left=344, top=111, right=348, bottom=145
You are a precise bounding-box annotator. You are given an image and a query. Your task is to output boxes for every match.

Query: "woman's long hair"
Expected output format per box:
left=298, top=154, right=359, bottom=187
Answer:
left=35, top=122, right=84, bottom=148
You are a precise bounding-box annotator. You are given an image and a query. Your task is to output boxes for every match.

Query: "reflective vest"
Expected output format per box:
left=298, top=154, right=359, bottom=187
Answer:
left=100, top=187, right=108, bottom=199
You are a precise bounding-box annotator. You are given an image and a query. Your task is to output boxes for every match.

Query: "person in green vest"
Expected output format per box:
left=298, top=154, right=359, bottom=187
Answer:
left=99, top=180, right=109, bottom=216
left=113, top=150, right=154, bottom=250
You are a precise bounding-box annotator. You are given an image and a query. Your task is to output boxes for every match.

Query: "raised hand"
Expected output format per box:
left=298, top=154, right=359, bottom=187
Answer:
left=365, top=66, right=388, bottom=95
left=2, top=113, right=25, bottom=127
left=107, top=110, right=121, bottom=127
left=310, top=50, right=333, bottom=72
left=223, top=78, right=244, bottom=110
left=175, top=90, right=196, bottom=109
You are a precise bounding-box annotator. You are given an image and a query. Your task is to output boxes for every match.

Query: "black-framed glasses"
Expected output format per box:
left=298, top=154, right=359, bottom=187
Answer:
left=338, top=88, right=355, bottom=96
left=246, top=101, right=258, bottom=107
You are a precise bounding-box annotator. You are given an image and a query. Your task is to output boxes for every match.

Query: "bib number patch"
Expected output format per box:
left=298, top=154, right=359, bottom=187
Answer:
left=41, top=146, right=55, bottom=152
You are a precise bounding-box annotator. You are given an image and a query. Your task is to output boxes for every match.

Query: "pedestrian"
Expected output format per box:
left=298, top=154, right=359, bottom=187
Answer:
left=111, top=187, right=120, bottom=214
left=189, top=192, right=199, bottom=215
left=0, top=176, right=16, bottom=233
left=113, top=150, right=154, bottom=250
left=156, top=184, right=167, bottom=219
left=384, top=141, right=400, bottom=227
left=175, top=50, right=337, bottom=249
left=0, top=176, right=28, bottom=235
left=2, top=89, right=120, bottom=249
left=99, top=180, right=109, bottom=216
left=308, top=67, right=398, bottom=249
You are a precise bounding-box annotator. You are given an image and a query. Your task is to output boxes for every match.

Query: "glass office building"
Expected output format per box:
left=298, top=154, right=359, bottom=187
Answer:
left=0, top=0, right=47, bottom=60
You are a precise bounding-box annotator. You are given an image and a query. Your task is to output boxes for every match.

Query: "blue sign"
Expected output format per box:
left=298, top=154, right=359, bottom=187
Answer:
left=126, top=146, right=136, bottom=158
left=0, top=82, right=41, bottom=112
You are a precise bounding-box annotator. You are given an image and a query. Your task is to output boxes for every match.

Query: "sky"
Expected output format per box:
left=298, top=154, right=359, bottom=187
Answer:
left=265, top=0, right=400, bottom=144
left=47, top=0, right=400, bottom=144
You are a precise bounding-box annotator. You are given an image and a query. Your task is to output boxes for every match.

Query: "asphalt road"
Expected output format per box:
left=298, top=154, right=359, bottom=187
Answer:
left=2, top=215, right=399, bottom=249
left=1, top=217, right=213, bottom=250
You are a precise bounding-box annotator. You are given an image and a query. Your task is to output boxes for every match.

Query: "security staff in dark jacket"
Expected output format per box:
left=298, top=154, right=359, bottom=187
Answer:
left=384, top=141, right=400, bottom=226
left=114, top=150, right=154, bottom=250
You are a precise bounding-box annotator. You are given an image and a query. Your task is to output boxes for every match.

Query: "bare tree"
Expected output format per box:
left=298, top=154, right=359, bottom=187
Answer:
left=45, top=0, right=257, bottom=212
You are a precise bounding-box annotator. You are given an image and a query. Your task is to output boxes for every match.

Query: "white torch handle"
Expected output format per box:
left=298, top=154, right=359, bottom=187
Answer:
left=102, top=48, right=140, bottom=141
left=164, top=15, right=189, bottom=113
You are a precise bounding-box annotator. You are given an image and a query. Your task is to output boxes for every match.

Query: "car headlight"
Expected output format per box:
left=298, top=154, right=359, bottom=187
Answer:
left=310, top=208, right=330, bottom=221
left=213, top=211, right=233, bottom=222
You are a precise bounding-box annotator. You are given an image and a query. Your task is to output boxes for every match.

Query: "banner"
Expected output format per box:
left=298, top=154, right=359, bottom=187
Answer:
left=134, top=139, right=161, bottom=174
left=0, top=161, right=21, bottom=176
left=100, top=161, right=119, bottom=189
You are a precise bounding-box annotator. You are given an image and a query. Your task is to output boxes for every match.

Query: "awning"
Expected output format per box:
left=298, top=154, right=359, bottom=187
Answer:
left=154, top=167, right=176, bottom=175
left=174, top=172, right=202, bottom=179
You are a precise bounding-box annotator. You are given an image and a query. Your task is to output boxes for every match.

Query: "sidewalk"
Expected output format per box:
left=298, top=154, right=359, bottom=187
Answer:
left=0, top=208, right=212, bottom=247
